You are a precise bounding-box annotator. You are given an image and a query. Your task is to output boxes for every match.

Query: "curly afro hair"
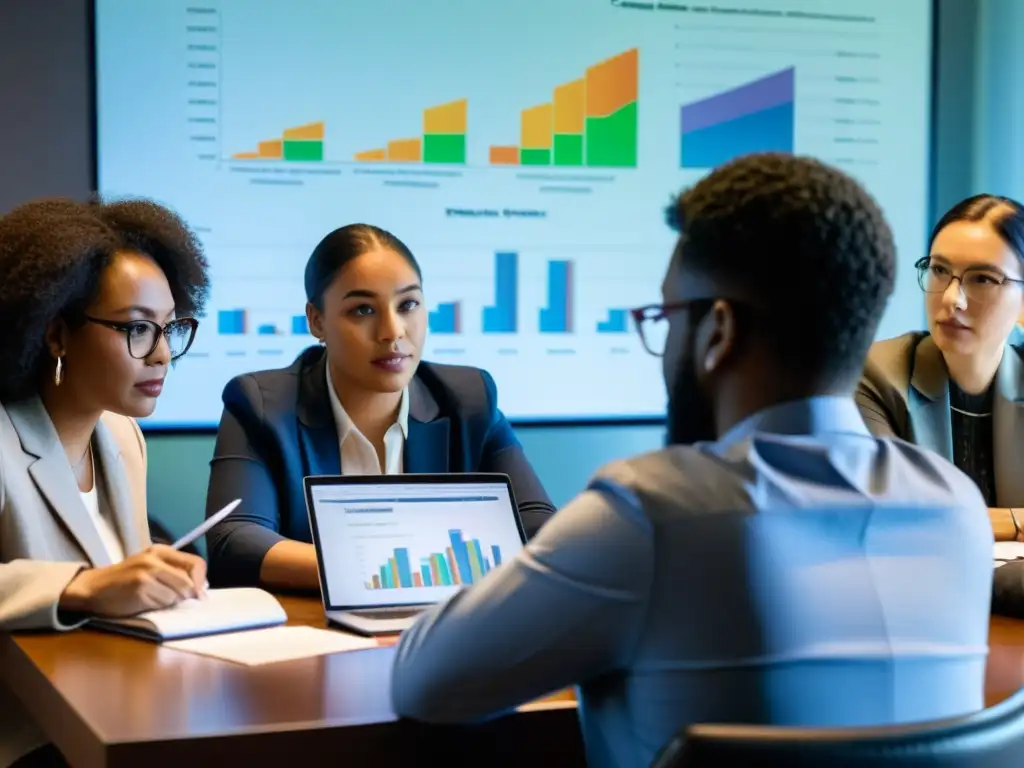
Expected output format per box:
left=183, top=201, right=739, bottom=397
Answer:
left=666, top=152, right=896, bottom=380
left=0, top=197, right=210, bottom=401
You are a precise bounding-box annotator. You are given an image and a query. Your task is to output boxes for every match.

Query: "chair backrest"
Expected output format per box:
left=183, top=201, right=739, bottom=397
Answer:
left=650, top=685, right=1024, bottom=768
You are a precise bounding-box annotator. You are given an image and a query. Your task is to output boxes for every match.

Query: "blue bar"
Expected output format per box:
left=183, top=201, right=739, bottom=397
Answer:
left=491, top=544, right=502, bottom=566
left=597, top=308, right=628, bottom=333
left=449, top=529, right=473, bottom=585
left=291, top=315, right=308, bottom=335
left=421, top=563, right=432, bottom=587
left=482, top=251, right=518, bottom=333
left=482, top=556, right=491, bottom=574
left=257, top=324, right=277, bottom=335
left=539, top=260, right=572, bottom=333
left=217, top=309, right=245, bottom=335
left=380, top=565, right=390, bottom=589
left=395, top=548, right=412, bottom=588
left=429, top=301, right=460, bottom=334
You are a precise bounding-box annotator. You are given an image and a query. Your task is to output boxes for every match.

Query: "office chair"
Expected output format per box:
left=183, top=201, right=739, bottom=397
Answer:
left=650, top=685, right=1024, bottom=767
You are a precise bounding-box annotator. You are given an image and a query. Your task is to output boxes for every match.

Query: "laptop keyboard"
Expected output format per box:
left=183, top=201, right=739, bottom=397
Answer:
left=350, top=608, right=424, bottom=620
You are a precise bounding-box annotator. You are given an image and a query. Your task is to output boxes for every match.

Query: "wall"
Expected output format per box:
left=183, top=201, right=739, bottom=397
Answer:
left=0, top=0, right=989, bottom=543
left=0, top=0, right=93, bottom=212
left=973, top=0, right=1024, bottom=198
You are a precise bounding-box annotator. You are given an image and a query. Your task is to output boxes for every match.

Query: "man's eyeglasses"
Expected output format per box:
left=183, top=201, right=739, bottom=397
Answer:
left=915, top=256, right=1024, bottom=304
left=630, top=301, right=698, bottom=357
left=85, top=316, right=199, bottom=361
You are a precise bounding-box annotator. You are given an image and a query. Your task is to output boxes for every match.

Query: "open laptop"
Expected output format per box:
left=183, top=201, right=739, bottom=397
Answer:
left=303, top=473, right=528, bottom=636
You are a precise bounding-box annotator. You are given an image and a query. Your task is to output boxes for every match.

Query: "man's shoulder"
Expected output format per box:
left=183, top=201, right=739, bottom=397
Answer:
left=590, top=444, right=751, bottom=516
left=875, top=435, right=989, bottom=508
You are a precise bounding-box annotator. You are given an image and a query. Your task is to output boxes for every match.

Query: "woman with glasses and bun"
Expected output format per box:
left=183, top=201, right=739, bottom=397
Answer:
left=0, top=197, right=210, bottom=767
left=857, top=194, right=1024, bottom=547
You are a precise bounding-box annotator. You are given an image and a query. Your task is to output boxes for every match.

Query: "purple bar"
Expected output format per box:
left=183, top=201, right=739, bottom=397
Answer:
left=681, top=67, right=795, bottom=134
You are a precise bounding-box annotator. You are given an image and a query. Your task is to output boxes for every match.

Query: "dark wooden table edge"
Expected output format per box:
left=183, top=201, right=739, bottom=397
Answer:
left=2, top=634, right=107, bottom=768
left=99, top=707, right=586, bottom=768
left=3, top=629, right=585, bottom=767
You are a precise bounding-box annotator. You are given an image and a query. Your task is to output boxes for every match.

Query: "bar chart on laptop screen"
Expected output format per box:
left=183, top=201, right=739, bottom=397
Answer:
left=94, top=0, right=933, bottom=426
left=310, top=484, right=523, bottom=606
left=365, top=529, right=505, bottom=590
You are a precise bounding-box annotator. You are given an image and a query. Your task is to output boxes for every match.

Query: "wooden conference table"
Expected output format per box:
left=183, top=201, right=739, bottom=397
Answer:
left=4, top=596, right=1024, bottom=768
left=0, top=595, right=585, bottom=768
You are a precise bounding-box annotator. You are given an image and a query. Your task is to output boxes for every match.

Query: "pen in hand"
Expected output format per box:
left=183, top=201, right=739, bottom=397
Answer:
left=169, top=499, right=241, bottom=598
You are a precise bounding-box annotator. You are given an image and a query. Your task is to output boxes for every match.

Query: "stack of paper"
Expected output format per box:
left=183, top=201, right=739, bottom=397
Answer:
left=165, top=625, right=378, bottom=665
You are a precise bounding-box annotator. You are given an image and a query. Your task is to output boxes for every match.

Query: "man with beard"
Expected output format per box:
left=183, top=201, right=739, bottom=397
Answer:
left=390, top=154, right=993, bottom=768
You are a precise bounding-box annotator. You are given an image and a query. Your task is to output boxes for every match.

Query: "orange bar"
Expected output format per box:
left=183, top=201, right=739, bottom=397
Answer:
left=423, top=98, right=467, bottom=134
left=389, top=558, right=399, bottom=588
left=554, top=78, right=585, bottom=134
left=429, top=557, right=441, bottom=586
left=231, top=151, right=260, bottom=159
left=354, top=149, right=387, bottom=161
left=489, top=145, right=519, bottom=165
left=585, top=48, right=638, bottom=118
left=258, top=139, right=283, bottom=158
left=521, top=103, right=553, bottom=149
left=282, top=121, right=325, bottom=140
left=371, top=574, right=380, bottom=589
left=446, top=547, right=460, bottom=585
left=413, top=572, right=423, bottom=588
left=387, top=138, right=422, bottom=162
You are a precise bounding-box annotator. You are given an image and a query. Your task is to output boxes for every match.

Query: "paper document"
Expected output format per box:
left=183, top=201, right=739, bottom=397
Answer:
left=164, top=625, right=378, bottom=665
left=993, top=541, right=1024, bottom=568
left=89, top=588, right=286, bottom=641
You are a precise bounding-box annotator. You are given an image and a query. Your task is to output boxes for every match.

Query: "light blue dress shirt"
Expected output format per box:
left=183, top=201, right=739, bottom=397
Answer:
left=391, top=397, right=993, bottom=768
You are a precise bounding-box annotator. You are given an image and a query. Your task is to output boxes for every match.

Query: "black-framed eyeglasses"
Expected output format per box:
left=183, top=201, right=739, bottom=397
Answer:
left=915, top=256, right=1024, bottom=304
left=630, top=300, right=708, bottom=357
left=85, top=316, right=199, bottom=361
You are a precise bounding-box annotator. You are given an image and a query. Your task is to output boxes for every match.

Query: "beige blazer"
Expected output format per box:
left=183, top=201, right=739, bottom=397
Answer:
left=857, top=331, right=1024, bottom=507
left=0, top=396, right=150, bottom=766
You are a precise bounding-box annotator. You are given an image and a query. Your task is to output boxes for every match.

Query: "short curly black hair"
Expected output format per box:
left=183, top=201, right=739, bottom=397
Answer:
left=666, top=153, right=896, bottom=380
left=0, top=197, right=210, bottom=401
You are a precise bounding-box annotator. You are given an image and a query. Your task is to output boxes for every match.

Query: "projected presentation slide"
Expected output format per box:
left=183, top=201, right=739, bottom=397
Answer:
left=308, top=482, right=525, bottom=608
left=94, top=0, right=933, bottom=427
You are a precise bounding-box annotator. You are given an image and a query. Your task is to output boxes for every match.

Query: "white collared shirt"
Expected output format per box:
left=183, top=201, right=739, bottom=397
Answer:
left=326, top=364, right=409, bottom=475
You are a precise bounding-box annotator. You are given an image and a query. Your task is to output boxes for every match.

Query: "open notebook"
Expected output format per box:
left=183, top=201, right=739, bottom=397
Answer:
left=89, top=588, right=288, bottom=641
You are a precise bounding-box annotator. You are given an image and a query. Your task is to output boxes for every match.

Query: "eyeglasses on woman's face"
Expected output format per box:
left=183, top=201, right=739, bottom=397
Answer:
left=915, top=256, right=1024, bottom=304
left=84, top=316, right=199, bottom=361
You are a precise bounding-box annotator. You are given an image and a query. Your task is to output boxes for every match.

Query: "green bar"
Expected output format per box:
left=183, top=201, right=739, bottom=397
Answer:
left=283, top=140, right=323, bottom=161
left=466, top=540, right=483, bottom=583
left=585, top=101, right=637, bottom=167
left=553, top=134, right=584, bottom=166
left=434, top=554, right=452, bottom=585
left=520, top=148, right=551, bottom=166
left=423, top=133, right=466, bottom=164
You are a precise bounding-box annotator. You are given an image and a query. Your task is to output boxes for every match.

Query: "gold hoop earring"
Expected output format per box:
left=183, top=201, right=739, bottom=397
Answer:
left=54, top=356, right=64, bottom=386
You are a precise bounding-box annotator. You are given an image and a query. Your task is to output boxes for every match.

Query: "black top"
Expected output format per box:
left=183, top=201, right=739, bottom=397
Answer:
left=949, top=380, right=996, bottom=506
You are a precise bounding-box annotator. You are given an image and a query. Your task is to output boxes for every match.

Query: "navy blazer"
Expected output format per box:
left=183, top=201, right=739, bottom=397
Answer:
left=204, top=346, right=555, bottom=587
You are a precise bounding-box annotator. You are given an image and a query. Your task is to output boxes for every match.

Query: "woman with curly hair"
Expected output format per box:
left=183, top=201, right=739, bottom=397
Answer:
left=0, top=197, right=210, bottom=767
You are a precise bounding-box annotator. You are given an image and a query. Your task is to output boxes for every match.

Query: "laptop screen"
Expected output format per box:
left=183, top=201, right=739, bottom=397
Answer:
left=307, top=479, right=526, bottom=608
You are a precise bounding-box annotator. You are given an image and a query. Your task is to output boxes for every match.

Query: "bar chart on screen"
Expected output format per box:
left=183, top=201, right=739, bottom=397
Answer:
left=488, top=48, right=639, bottom=169
left=98, top=0, right=933, bottom=426
left=365, top=529, right=504, bottom=590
